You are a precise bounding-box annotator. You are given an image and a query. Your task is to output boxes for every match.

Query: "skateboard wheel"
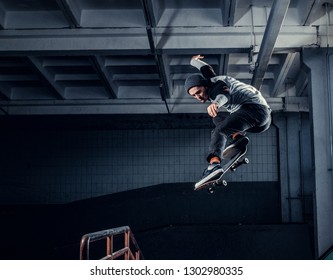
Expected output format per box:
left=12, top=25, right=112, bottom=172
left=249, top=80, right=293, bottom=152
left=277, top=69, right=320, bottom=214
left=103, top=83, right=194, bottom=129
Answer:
left=231, top=167, right=236, bottom=172
left=222, top=180, right=227, bottom=186
left=208, top=187, right=214, bottom=194
left=244, top=158, right=249, bottom=164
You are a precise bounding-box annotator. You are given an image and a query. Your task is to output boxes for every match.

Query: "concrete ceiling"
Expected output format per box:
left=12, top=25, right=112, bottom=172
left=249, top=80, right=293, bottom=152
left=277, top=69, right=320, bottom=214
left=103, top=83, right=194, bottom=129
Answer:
left=0, top=0, right=332, bottom=116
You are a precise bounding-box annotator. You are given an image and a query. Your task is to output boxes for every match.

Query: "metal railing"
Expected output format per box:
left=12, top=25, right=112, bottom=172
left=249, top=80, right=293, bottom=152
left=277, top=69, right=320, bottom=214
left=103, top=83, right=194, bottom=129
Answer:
left=80, top=226, right=144, bottom=260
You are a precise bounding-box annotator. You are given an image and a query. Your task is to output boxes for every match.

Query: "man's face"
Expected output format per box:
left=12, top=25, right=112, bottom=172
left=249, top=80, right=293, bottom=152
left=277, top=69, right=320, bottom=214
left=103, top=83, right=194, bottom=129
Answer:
left=188, top=86, right=209, bottom=103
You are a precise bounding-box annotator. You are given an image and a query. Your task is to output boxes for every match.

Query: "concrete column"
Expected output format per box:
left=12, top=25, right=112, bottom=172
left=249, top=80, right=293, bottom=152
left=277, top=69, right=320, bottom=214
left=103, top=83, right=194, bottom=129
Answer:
left=274, top=113, right=309, bottom=223
left=302, top=48, right=333, bottom=258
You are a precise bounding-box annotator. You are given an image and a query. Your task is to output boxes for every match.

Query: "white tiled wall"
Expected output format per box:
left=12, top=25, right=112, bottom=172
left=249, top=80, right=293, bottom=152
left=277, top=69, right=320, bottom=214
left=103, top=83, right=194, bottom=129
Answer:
left=0, top=126, right=278, bottom=204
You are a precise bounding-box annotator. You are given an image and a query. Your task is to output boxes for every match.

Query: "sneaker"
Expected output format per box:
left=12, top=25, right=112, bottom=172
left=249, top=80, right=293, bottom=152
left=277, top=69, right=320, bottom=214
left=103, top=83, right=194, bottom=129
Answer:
left=194, top=163, right=223, bottom=189
left=222, top=135, right=249, bottom=159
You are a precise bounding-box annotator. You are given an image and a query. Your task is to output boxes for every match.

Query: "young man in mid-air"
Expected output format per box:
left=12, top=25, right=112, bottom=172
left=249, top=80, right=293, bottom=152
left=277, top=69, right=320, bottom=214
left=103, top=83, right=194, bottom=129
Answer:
left=185, top=55, right=272, bottom=187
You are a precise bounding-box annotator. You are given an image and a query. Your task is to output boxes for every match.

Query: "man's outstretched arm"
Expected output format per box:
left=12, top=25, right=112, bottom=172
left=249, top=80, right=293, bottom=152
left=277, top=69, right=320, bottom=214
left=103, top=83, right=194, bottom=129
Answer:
left=190, top=55, right=216, bottom=79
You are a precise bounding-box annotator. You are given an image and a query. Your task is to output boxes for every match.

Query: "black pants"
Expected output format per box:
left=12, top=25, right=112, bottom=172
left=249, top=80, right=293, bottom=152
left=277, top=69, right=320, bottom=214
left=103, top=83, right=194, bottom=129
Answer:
left=207, top=104, right=272, bottom=162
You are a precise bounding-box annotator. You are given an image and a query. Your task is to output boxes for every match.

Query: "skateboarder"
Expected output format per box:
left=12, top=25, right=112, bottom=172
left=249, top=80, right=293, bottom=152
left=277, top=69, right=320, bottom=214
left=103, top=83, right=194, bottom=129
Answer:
left=185, top=55, right=272, bottom=185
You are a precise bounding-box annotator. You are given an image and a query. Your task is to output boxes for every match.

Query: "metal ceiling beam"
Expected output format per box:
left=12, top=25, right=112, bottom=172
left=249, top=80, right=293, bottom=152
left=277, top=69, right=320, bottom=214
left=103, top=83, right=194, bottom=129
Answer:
left=141, top=0, right=170, bottom=112
left=0, top=96, right=308, bottom=115
left=26, top=56, right=66, bottom=100
left=146, top=25, right=317, bottom=53
left=0, top=4, right=4, bottom=30
left=295, top=66, right=309, bottom=97
left=224, top=0, right=239, bottom=26
left=0, top=26, right=318, bottom=55
left=0, top=29, right=150, bottom=55
left=251, top=0, right=291, bottom=90
left=271, top=52, right=297, bottom=97
left=302, top=0, right=325, bottom=26
left=219, top=54, right=229, bottom=75
left=56, top=0, right=80, bottom=28
left=89, top=56, right=118, bottom=99
left=0, top=107, right=8, bottom=115
left=0, top=84, right=11, bottom=100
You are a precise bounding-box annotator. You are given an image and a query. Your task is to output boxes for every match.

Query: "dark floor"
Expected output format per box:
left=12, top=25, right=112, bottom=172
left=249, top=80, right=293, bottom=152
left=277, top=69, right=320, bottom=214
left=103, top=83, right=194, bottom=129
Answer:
left=135, top=224, right=314, bottom=260
left=0, top=182, right=314, bottom=260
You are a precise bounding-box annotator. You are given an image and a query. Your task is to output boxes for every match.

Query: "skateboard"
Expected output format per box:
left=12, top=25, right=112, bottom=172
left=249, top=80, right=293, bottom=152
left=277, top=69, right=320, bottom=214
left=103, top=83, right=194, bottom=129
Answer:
left=194, top=146, right=249, bottom=193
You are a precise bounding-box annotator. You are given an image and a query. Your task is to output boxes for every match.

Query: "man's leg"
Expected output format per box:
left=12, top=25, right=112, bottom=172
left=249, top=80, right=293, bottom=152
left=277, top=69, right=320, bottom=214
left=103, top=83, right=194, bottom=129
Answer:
left=196, top=113, right=248, bottom=187
left=208, top=110, right=255, bottom=162
left=207, top=113, right=227, bottom=163
left=197, top=105, right=270, bottom=185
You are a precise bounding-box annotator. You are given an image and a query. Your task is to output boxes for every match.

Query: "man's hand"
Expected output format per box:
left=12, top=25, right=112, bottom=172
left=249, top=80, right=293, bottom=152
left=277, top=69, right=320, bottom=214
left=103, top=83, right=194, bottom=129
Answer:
left=207, top=103, right=219, bottom=117
left=192, top=54, right=204, bottom=60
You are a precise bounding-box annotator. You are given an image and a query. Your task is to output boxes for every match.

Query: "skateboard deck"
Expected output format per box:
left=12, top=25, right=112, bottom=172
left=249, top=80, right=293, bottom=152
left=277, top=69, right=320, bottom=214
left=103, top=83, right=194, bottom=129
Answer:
left=194, top=146, right=249, bottom=193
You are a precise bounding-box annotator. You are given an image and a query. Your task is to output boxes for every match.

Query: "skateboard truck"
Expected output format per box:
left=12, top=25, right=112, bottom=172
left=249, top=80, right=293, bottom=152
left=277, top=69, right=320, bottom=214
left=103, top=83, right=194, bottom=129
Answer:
left=230, top=157, right=249, bottom=172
